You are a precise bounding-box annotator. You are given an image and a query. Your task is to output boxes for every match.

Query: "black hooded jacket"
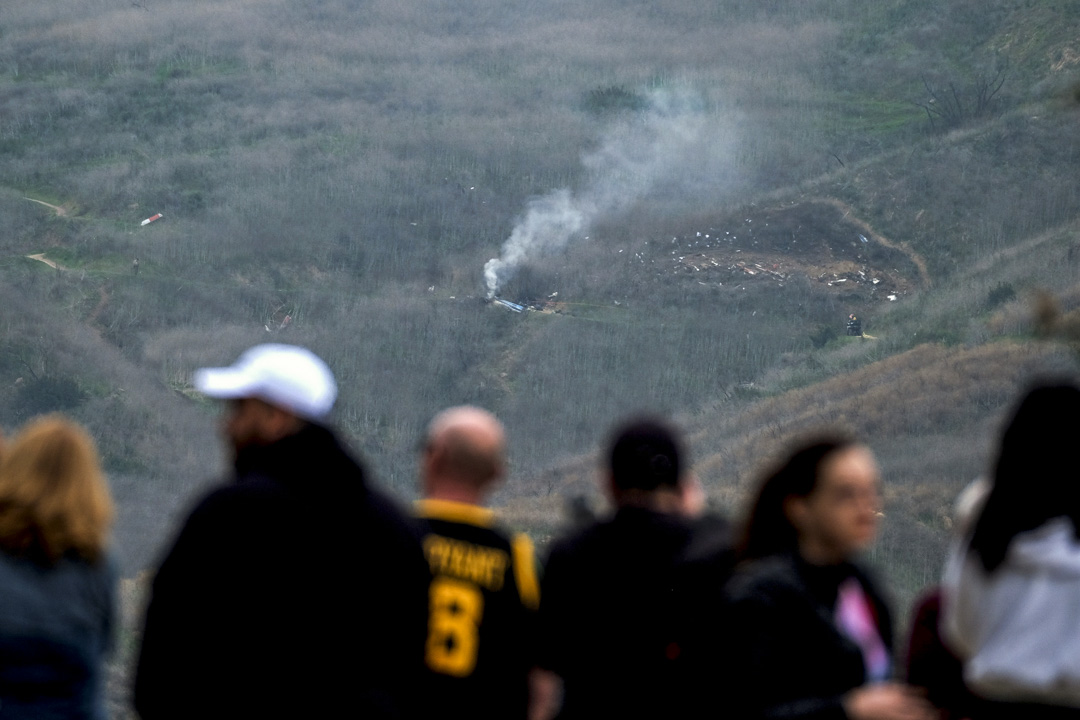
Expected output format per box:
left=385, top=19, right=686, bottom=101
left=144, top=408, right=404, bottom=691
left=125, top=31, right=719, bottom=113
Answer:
left=134, top=423, right=430, bottom=719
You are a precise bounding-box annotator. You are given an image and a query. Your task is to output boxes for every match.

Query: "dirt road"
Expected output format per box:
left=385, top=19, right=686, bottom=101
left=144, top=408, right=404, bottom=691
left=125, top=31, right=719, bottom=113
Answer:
left=26, top=253, right=64, bottom=270
left=23, top=197, right=68, bottom=217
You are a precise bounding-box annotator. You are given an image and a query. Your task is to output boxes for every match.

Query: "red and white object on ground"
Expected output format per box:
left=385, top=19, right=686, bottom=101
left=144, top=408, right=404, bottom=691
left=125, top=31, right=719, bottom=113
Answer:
left=140, top=213, right=163, bottom=226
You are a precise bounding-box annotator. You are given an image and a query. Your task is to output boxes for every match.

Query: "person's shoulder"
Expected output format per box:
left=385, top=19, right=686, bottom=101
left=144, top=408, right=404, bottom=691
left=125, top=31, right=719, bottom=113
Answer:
left=161, top=477, right=297, bottom=558
left=360, top=483, right=420, bottom=528
left=182, top=481, right=251, bottom=521
left=415, top=499, right=510, bottom=540
left=726, top=554, right=803, bottom=604
left=847, top=558, right=890, bottom=601
left=548, top=509, right=708, bottom=565
left=684, top=512, right=734, bottom=562
left=546, top=514, right=617, bottom=562
left=187, top=476, right=287, bottom=519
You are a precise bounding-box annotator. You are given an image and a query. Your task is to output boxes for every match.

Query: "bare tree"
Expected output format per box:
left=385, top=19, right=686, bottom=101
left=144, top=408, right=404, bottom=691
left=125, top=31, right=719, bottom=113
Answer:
left=916, top=58, right=1009, bottom=131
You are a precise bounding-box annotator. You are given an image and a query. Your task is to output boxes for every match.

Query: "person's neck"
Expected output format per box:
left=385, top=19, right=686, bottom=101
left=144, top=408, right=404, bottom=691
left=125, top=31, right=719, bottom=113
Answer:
left=425, top=480, right=485, bottom=506
left=797, top=537, right=846, bottom=566
left=615, top=487, right=684, bottom=515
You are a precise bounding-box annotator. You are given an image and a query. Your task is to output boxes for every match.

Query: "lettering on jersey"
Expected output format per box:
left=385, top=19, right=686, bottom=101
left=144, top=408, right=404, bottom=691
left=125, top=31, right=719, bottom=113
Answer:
left=423, top=535, right=509, bottom=591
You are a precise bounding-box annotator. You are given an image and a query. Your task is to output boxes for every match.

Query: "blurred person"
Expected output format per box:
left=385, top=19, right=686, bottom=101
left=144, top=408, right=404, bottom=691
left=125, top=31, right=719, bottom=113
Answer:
left=134, top=344, right=430, bottom=719
left=942, top=382, right=1080, bottom=718
left=904, top=479, right=988, bottom=720
left=725, top=437, right=935, bottom=720
left=537, top=417, right=733, bottom=720
left=0, top=415, right=116, bottom=720
left=415, top=406, right=542, bottom=720
left=904, top=589, right=975, bottom=720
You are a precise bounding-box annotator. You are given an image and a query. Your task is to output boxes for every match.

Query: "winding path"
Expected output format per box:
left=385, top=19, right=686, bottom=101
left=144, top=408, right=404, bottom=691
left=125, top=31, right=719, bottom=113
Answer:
left=818, top=197, right=932, bottom=288
left=23, top=197, right=68, bottom=217
left=26, top=253, right=64, bottom=270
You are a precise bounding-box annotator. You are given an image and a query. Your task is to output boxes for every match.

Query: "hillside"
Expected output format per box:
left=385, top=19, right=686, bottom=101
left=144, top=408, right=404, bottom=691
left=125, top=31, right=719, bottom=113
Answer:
left=1, top=0, right=1078, bottom=553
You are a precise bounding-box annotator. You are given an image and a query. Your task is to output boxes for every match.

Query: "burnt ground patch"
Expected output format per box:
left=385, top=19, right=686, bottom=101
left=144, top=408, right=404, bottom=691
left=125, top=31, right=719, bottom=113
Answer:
left=629, top=198, right=926, bottom=304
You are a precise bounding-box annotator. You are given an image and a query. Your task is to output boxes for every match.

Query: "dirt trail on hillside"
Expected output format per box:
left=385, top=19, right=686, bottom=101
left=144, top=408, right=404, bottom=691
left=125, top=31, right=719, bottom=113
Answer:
left=816, top=197, right=932, bottom=288
left=23, top=197, right=68, bottom=217
left=26, top=253, right=64, bottom=270
left=968, top=218, right=1080, bottom=275
left=87, top=287, right=110, bottom=325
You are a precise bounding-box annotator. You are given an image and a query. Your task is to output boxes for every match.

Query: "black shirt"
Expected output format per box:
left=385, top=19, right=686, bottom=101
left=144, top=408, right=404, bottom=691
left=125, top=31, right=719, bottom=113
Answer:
left=538, top=507, right=733, bottom=720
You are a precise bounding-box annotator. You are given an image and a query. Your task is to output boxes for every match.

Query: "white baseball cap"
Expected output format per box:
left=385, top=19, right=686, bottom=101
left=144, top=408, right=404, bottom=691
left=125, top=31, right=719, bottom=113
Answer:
left=194, top=344, right=337, bottom=420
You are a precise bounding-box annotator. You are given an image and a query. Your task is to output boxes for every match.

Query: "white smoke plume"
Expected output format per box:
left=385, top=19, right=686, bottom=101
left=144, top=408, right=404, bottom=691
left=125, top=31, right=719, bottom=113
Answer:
left=484, top=88, right=731, bottom=298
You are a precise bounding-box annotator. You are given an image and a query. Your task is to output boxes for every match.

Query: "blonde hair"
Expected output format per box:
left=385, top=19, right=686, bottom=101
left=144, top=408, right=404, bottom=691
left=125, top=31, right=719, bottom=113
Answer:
left=0, top=415, right=114, bottom=564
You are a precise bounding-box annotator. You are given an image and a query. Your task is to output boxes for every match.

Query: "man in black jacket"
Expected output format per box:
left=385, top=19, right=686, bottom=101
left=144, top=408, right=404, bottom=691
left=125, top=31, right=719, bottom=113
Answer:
left=134, top=344, right=429, bottom=719
left=536, top=418, right=733, bottom=720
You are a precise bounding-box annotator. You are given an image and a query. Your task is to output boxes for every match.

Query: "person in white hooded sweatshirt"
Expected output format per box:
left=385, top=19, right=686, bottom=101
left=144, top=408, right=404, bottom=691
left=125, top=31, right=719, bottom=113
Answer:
left=942, top=381, right=1080, bottom=720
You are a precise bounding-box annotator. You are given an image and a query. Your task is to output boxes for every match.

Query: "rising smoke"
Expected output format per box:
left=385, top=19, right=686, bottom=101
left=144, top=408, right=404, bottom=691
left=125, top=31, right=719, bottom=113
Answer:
left=483, top=88, right=736, bottom=298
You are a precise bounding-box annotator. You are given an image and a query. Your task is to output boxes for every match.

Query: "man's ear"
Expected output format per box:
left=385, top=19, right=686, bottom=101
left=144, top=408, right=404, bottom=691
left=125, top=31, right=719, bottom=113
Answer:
left=680, top=473, right=705, bottom=517
left=426, top=438, right=447, bottom=470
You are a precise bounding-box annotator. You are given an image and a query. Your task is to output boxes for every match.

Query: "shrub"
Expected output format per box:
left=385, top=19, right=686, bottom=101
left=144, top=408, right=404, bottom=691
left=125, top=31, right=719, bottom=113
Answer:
left=12, top=376, right=85, bottom=420
left=583, top=85, right=647, bottom=116
left=986, top=281, right=1016, bottom=309
left=809, top=324, right=837, bottom=348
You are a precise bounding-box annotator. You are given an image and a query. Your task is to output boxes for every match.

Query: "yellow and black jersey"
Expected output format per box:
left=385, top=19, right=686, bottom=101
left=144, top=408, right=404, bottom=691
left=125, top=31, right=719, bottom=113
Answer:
left=415, top=498, right=539, bottom=720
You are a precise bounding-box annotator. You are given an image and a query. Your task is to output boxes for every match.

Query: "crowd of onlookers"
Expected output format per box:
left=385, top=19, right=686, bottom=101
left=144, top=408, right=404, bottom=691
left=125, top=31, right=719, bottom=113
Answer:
left=0, top=342, right=1078, bottom=719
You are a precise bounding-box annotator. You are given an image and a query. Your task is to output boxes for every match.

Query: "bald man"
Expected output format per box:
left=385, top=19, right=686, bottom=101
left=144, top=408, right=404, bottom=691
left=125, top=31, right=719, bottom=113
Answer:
left=415, top=407, right=541, bottom=720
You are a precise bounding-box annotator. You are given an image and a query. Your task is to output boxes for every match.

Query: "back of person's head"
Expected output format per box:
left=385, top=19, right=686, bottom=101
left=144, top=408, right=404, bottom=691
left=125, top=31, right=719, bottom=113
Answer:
left=425, top=406, right=505, bottom=492
left=739, top=435, right=856, bottom=562
left=608, top=417, right=683, bottom=492
left=969, top=381, right=1080, bottom=573
left=0, top=415, right=113, bottom=565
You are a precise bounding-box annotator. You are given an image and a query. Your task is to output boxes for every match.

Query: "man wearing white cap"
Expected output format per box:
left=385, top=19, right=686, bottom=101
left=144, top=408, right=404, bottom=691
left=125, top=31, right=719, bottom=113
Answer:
left=134, top=344, right=429, bottom=719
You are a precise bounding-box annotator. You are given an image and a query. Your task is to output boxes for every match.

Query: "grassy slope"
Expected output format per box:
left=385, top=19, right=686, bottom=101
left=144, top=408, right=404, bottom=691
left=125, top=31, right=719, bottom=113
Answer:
left=0, top=0, right=1077, bottom=548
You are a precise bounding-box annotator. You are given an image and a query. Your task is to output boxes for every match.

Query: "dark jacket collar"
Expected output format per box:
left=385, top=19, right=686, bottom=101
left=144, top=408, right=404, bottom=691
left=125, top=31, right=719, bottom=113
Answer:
left=232, top=423, right=367, bottom=493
